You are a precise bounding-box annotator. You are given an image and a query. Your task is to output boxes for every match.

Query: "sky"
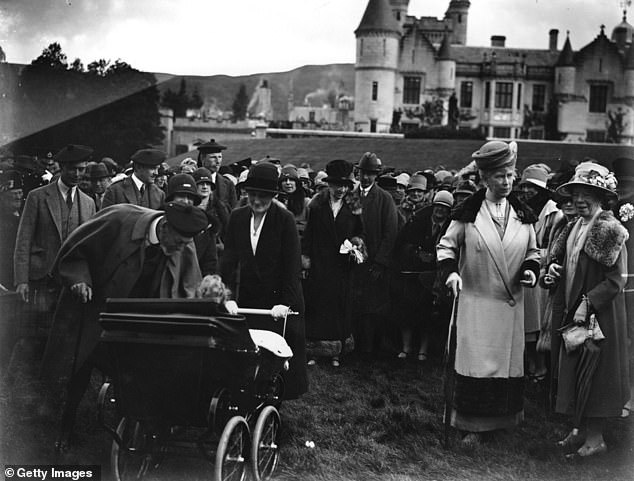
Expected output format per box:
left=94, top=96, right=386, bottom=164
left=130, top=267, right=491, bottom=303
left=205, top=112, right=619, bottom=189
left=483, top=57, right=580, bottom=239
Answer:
left=0, top=0, right=632, bottom=76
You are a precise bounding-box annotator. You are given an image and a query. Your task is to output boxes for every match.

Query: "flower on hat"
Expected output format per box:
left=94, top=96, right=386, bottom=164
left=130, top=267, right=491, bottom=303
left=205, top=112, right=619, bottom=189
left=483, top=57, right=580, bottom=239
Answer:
left=619, top=203, right=634, bottom=223
left=580, top=169, right=618, bottom=192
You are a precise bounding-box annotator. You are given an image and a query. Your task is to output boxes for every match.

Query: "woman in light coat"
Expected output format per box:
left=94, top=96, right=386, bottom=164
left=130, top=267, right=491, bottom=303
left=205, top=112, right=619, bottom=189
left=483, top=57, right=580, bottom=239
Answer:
left=437, top=140, right=540, bottom=441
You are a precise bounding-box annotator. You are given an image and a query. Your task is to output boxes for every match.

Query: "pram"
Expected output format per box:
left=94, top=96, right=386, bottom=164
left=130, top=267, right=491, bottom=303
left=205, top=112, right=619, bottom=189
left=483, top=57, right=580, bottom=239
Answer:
left=97, top=298, right=293, bottom=481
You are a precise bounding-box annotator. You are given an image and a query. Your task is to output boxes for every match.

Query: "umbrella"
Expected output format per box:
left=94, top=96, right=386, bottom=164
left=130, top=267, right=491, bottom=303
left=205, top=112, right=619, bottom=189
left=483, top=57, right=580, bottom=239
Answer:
left=573, top=338, right=602, bottom=429
left=442, top=292, right=459, bottom=448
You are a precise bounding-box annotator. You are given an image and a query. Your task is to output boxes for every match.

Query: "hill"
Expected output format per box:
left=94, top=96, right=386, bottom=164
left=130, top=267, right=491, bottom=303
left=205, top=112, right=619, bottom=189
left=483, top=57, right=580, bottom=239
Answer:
left=154, top=63, right=355, bottom=120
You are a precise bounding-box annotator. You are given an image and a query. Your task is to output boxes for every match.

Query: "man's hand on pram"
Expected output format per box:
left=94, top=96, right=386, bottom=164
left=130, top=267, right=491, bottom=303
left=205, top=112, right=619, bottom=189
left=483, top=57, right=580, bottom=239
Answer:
left=70, top=282, right=92, bottom=303
left=271, top=304, right=290, bottom=320
left=224, top=300, right=239, bottom=315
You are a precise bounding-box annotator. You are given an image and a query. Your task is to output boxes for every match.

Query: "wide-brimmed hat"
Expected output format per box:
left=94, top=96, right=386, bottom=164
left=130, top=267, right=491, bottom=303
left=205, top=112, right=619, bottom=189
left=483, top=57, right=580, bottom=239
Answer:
left=433, top=190, right=454, bottom=208
left=87, top=163, right=112, bottom=180
left=280, top=164, right=299, bottom=182
left=472, top=140, right=517, bottom=172
left=556, top=161, right=618, bottom=199
left=454, top=179, right=478, bottom=196
left=324, top=159, right=354, bottom=186
left=395, top=173, right=410, bottom=189
left=406, top=173, right=428, bottom=192
left=356, top=152, right=382, bottom=173
left=192, top=168, right=216, bottom=190
left=166, top=173, right=202, bottom=205
left=519, top=164, right=550, bottom=190
left=54, top=144, right=93, bottom=164
left=196, top=139, right=227, bottom=153
left=131, top=149, right=166, bottom=167
left=314, top=170, right=328, bottom=189
left=164, top=201, right=209, bottom=237
left=242, top=162, right=280, bottom=194
left=0, top=170, right=23, bottom=191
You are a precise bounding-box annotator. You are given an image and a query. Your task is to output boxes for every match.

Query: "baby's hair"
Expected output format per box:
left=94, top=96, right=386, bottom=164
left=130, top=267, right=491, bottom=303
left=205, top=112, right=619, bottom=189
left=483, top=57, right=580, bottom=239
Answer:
left=196, top=274, right=232, bottom=303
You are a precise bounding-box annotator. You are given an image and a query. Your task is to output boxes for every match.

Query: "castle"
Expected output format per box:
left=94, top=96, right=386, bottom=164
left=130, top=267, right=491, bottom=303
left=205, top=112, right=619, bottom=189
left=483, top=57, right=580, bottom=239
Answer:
left=353, top=0, right=634, bottom=144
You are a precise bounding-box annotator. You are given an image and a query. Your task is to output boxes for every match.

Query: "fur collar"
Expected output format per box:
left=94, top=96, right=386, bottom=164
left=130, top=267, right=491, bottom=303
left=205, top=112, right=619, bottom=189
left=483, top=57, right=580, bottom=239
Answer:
left=451, top=188, right=537, bottom=224
left=549, top=210, right=628, bottom=267
left=310, top=189, right=363, bottom=216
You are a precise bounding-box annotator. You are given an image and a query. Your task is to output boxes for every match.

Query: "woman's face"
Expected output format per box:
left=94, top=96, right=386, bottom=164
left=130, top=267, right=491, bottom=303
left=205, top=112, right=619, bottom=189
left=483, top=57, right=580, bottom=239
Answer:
left=518, top=183, right=539, bottom=201
left=328, top=182, right=349, bottom=200
left=197, top=181, right=213, bottom=198
left=247, top=190, right=274, bottom=215
left=559, top=196, right=577, bottom=217
left=406, top=188, right=425, bottom=203
left=483, top=166, right=515, bottom=200
left=281, top=177, right=297, bottom=194
left=571, top=185, right=602, bottom=220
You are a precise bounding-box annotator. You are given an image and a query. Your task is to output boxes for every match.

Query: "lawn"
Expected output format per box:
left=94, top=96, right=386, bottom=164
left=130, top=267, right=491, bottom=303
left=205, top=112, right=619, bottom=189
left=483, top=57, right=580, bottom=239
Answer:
left=1, top=347, right=632, bottom=481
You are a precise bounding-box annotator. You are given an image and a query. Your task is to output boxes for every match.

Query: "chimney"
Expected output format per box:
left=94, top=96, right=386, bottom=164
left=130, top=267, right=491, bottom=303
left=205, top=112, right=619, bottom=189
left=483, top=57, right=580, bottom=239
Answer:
left=491, top=35, right=506, bottom=47
left=549, top=29, right=559, bottom=52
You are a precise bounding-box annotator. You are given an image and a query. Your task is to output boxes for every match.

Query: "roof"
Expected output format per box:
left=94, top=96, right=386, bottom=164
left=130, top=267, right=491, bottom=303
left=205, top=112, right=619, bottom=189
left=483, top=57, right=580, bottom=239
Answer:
left=556, top=35, right=575, bottom=66
left=355, top=0, right=401, bottom=36
left=451, top=45, right=559, bottom=66
left=438, top=33, right=452, bottom=60
left=611, top=12, right=634, bottom=44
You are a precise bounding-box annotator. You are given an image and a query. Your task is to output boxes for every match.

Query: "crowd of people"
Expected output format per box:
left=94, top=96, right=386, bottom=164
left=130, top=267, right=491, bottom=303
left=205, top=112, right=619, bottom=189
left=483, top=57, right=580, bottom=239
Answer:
left=0, top=138, right=631, bottom=458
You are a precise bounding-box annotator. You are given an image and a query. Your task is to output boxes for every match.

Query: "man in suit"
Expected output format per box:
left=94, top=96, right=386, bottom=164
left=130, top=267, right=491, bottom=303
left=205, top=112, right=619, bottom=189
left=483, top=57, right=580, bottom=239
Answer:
left=352, top=152, right=398, bottom=356
left=42, top=201, right=208, bottom=449
left=102, top=148, right=165, bottom=210
left=86, top=162, right=112, bottom=211
left=14, top=144, right=96, bottom=304
left=196, top=139, right=237, bottom=210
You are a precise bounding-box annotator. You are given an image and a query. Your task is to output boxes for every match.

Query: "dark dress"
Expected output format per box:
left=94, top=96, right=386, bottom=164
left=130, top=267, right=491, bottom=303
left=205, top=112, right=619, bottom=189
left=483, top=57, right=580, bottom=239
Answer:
left=302, top=190, right=364, bottom=343
left=220, top=202, right=308, bottom=399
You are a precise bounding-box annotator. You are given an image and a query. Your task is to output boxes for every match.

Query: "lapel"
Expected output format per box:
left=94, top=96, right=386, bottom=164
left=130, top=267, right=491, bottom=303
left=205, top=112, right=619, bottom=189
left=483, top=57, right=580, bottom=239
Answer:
left=44, top=182, right=63, bottom=240
left=254, top=203, right=277, bottom=258
left=502, top=204, right=522, bottom=251
left=123, top=177, right=140, bottom=204
left=567, top=252, right=589, bottom=307
left=474, top=206, right=513, bottom=297
left=319, top=195, right=338, bottom=242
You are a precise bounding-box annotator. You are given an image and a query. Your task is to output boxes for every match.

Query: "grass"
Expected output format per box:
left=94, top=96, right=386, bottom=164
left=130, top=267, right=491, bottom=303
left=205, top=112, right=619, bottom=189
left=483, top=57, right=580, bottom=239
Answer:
left=2, top=345, right=632, bottom=481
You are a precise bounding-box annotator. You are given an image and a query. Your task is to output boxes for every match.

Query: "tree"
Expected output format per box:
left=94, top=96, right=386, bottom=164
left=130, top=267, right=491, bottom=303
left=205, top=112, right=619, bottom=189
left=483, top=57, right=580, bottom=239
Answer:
left=161, top=77, right=190, bottom=117
left=232, top=84, right=249, bottom=121
left=0, top=45, right=6, bottom=63
left=190, top=85, right=203, bottom=110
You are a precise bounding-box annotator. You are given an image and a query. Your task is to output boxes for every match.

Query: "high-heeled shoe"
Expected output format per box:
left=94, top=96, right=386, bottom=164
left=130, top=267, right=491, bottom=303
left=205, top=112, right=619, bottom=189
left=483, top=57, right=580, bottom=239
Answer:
left=556, top=428, right=584, bottom=449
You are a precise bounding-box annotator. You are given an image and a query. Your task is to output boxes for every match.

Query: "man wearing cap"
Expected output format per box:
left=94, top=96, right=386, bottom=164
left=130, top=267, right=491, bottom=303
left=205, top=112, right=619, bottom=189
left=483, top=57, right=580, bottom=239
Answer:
left=196, top=139, right=237, bottom=210
left=86, top=162, right=113, bottom=211
left=352, top=152, right=398, bottom=357
left=14, top=145, right=96, bottom=305
left=102, top=148, right=166, bottom=210
left=41, top=201, right=207, bottom=448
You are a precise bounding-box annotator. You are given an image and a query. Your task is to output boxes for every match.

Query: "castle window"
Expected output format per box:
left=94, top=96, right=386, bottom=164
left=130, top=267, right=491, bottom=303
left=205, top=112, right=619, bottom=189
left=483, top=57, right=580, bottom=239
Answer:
left=586, top=130, right=606, bottom=142
left=396, top=11, right=401, bottom=21
left=493, top=127, right=511, bottom=138
left=460, top=81, right=473, bottom=108
left=309, top=111, right=316, bottom=123
left=403, top=77, right=421, bottom=104
left=360, top=39, right=364, bottom=56
left=383, top=39, right=386, bottom=56
left=458, top=14, right=462, bottom=23
left=485, top=82, right=491, bottom=108
left=372, top=81, right=378, bottom=101
left=370, top=119, right=377, bottom=132
left=532, top=84, right=546, bottom=112
left=516, top=83, right=522, bottom=110
left=412, top=49, right=415, bottom=64
left=589, top=84, right=608, bottom=113
left=495, top=82, right=513, bottom=109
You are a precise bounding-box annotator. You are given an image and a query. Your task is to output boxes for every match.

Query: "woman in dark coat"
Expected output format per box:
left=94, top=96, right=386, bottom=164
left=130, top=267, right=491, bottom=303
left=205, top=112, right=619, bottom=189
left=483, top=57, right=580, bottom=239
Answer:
left=302, top=159, right=364, bottom=367
left=546, top=161, right=629, bottom=457
left=220, top=162, right=308, bottom=399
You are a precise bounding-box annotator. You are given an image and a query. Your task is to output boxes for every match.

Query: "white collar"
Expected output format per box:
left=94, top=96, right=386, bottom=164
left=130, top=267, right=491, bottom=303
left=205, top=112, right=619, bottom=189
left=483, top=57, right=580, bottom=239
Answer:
left=131, top=173, right=145, bottom=191
left=148, top=216, right=163, bottom=245
left=57, top=178, right=74, bottom=198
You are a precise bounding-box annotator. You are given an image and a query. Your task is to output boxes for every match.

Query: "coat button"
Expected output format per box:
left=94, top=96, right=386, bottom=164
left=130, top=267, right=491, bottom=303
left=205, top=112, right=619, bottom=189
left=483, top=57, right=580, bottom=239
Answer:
left=508, top=299, right=516, bottom=307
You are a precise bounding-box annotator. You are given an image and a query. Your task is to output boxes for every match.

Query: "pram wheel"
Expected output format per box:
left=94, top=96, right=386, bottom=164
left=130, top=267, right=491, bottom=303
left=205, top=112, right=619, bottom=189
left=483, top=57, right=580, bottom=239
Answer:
left=214, top=415, right=249, bottom=481
left=250, top=405, right=281, bottom=481
left=111, top=417, right=153, bottom=481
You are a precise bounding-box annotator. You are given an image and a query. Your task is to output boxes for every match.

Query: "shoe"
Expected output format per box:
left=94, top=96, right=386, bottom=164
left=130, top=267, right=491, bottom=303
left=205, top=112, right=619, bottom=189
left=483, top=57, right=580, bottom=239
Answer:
left=529, top=370, right=547, bottom=383
left=417, top=353, right=428, bottom=362
left=331, top=358, right=340, bottom=367
left=575, top=441, right=607, bottom=457
left=461, top=432, right=482, bottom=446
left=307, top=359, right=316, bottom=366
left=556, top=428, right=584, bottom=449
left=397, top=351, right=409, bottom=360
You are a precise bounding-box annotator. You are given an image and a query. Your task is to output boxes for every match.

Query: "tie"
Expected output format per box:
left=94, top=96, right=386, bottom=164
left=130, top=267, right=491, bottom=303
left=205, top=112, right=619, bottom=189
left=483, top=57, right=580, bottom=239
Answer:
left=139, top=184, right=146, bottom=206
left=66, top=188, right=74, bottom=211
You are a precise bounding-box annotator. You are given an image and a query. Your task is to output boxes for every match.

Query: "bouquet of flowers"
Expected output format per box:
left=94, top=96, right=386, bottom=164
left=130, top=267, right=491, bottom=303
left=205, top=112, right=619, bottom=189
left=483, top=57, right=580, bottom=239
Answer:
left=339, top=237, right=367, bottom=264
left=619, top=203, right=634, bottom=223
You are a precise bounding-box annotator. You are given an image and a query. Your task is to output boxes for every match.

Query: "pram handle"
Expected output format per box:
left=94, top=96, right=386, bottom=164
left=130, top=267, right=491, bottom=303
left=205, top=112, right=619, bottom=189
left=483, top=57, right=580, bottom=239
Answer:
left=236, top=308, right=299, bottom=316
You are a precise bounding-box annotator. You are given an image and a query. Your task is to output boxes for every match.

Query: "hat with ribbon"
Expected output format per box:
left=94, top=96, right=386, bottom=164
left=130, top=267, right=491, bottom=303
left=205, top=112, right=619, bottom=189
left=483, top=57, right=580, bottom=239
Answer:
left=196, top=139, right=227, bottom=153
left=164, top=201, right=209, bottom=237
left=54, top=144, right=93, bottom=164
left=280, top=164, right=299, bottom=182
left=406, top=173, right=428, bottom=192
left=519, top=164, right=550, bottom=190
left=166, top=173, right=202, bottom=205
left=556, top=161, right=618, bottom=199
left=131, top=149, right=166, bottom=167
left=356, top=152, right=382, bottom=173
left=324, top=159, right=354, bottom=186
left=192, top=167, right=216, bottom=190
left=472, top=140, right=518, bottom=172
left=242, top=162, right=280, bottom=194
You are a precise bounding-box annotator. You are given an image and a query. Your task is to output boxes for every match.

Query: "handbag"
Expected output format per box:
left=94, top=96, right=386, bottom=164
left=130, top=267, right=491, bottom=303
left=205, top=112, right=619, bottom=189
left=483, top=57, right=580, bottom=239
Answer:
left=558, top=295, right=605, bottom=353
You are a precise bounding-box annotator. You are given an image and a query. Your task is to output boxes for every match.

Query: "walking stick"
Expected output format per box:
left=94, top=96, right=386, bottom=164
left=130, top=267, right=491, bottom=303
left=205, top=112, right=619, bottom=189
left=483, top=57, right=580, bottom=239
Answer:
left=443, top=291, right=459, bottom=449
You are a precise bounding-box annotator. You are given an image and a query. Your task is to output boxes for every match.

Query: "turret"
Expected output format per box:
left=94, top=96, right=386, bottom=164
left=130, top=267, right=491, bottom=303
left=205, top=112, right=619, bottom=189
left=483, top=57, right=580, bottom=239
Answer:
left=445, top=0, right=470, bottom=45
left=438, top=33, right=455, bottom=90
left=389, top=0, right=409, bottom=28
left=625, top=42, right=634, bottom=99
left=354, top=0, right=402, bottom=132
left=554, top=33, right=576, bottom=96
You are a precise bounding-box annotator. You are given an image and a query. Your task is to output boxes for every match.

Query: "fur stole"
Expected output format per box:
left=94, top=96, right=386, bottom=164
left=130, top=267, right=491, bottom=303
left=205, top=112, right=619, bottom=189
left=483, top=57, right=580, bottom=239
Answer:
left=549, top=210, right=629, bottom=268
left=310, top=188, right=363, bottom=216
left=451, top=188, right=537, bottom=224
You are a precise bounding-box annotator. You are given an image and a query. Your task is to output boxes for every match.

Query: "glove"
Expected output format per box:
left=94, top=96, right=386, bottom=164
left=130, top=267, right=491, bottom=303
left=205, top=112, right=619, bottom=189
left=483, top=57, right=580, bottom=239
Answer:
left=271, top=304, right=290, bottom=320
left=547, top=263, right=563, bottom=280
left=519, top=270, right=537, bottom=287
left=445, top=272, right=462, bottom=297
left=70, top=282, right=92, bottom=303
left=16, top=283, right=29, bottom=302
left=224, top=300, right=239, bottom=315
left=301, top=255, right=311, bottom=270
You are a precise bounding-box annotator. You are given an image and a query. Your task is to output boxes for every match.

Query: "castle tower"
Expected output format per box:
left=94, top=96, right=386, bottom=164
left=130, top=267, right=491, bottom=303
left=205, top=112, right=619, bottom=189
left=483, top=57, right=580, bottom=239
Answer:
left=354, top=0, right=402, bottom=132
left=389, top=0, right=410, bottom=28
left=437, top=33, right=456, bottom=125
left=625, top=38, right=634, bottom=101
left=444, top=0, right=470, bottom=45
left=554, top=33, right=576, bottom=96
